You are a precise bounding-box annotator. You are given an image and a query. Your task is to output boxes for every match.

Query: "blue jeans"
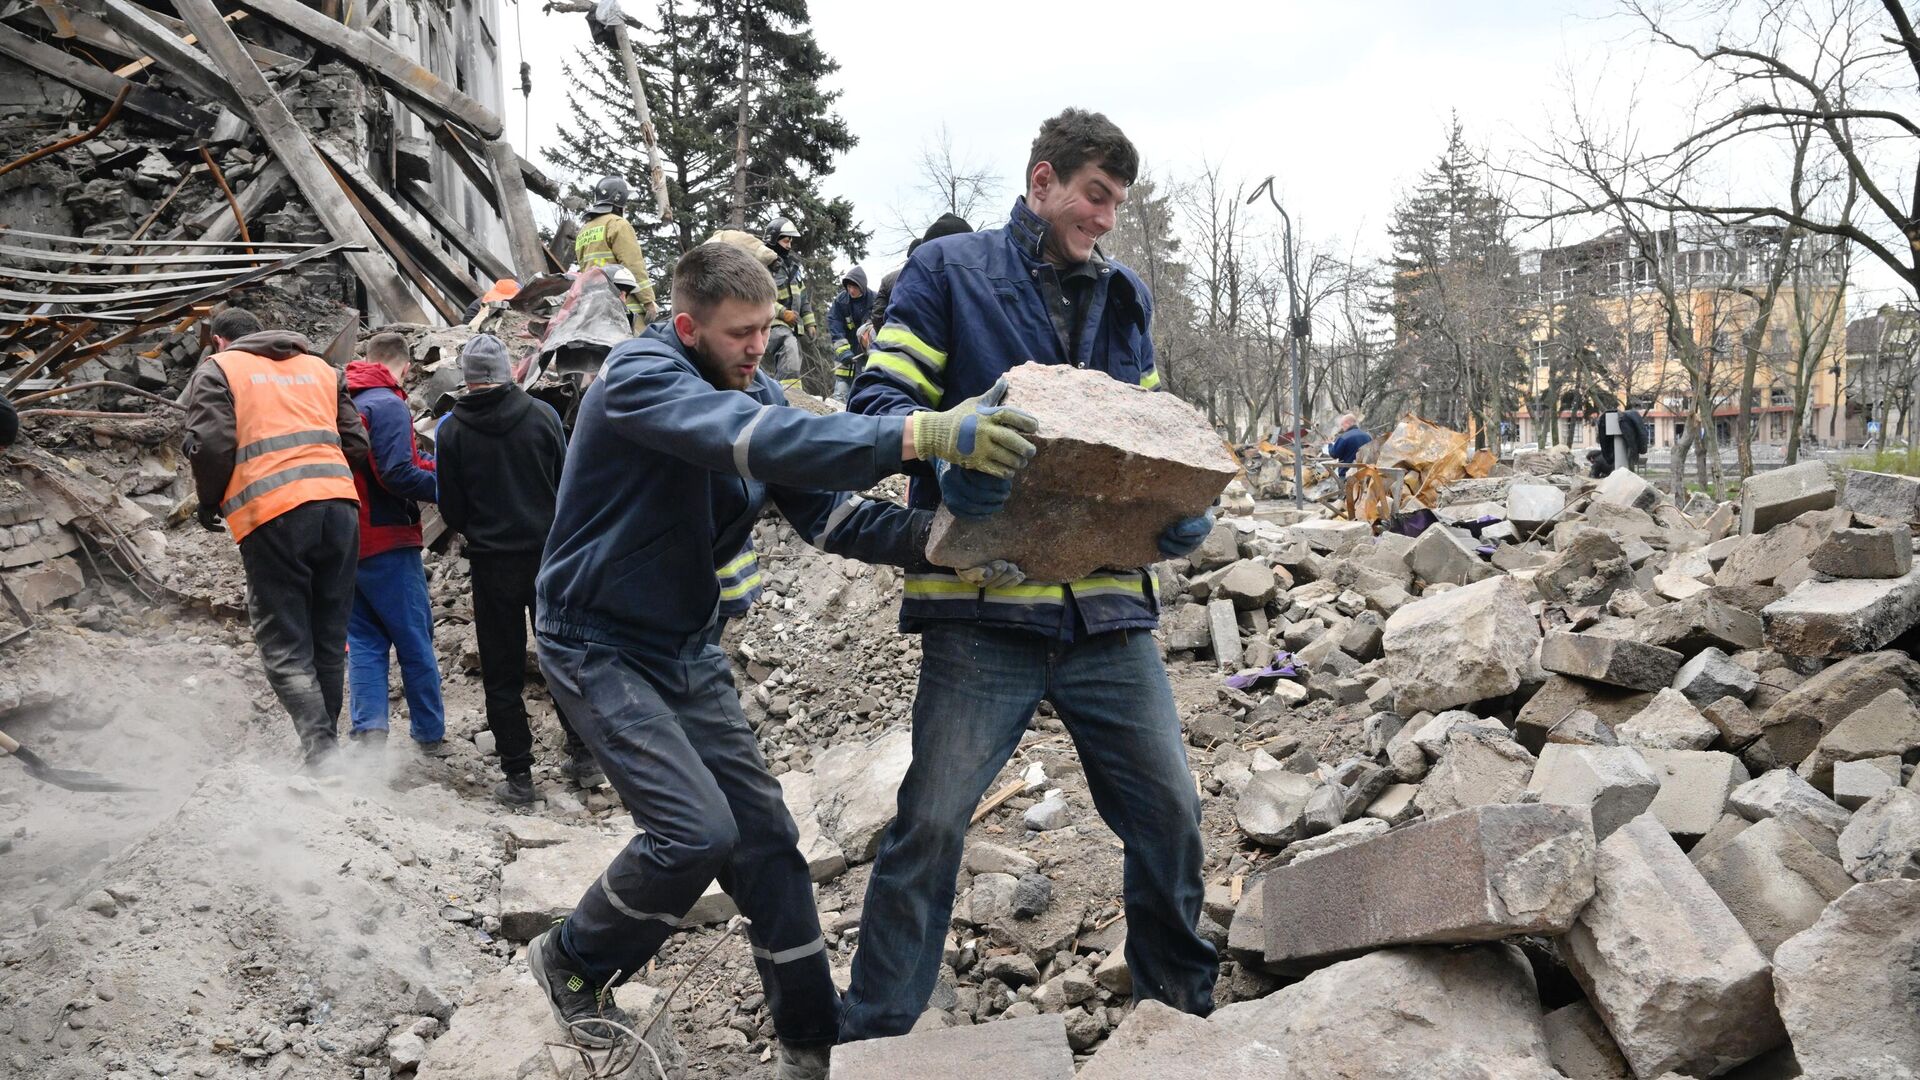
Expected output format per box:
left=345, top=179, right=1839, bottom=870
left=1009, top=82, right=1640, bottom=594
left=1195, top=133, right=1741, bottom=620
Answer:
left=537, top=633, right=838, bottom=1047
left=842, top=623, right=1216, bottom=1040
left=347, top=547, right=445, bottom=741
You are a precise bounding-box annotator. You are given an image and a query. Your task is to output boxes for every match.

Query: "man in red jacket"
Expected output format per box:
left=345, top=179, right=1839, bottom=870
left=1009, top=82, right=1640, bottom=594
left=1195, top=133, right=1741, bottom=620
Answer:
left=345, top=332, right=445, bottom=751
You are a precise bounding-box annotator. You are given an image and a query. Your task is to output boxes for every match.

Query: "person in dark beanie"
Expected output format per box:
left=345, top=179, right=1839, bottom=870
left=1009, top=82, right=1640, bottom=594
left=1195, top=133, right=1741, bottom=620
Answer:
left=344, top=332, right=445, bottom=752
left=868, top=213, right=972, bottom=341
left=435, top=334, right=602, bottom=804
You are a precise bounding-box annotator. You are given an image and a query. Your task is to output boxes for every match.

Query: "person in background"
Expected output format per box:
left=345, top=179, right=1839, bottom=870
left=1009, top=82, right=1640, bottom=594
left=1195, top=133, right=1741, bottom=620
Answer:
left=0, top=394, right=17, bottom=447
left=826, top=267, right=872, bottom=401
left=576, top=176, right=660, bottom=323
left=435, top=334, right=602, bottom=805
left=343, top=333, right=446, bottom=753
left=1325, top=412, right=1371, bottom=477
left=182, top=307, right=368, bottom=768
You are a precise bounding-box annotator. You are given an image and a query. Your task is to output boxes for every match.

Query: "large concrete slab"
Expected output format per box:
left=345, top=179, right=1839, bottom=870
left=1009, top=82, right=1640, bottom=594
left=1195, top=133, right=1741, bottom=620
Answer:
left=1692, top=817, right=1853, bottom=959
left=1639, top=749, right=1749, bottom=839
left=1515, top=676, right=1657, bottom=753
left=1633, top=594, right=1764, bottom=653
left=1839, top=468, right=1920, bottom=526
left=1758, top=650, right=1920, bottom=767
left=497, top=831, right=627, bottom=941
left=1772, top=879, right=1920, bottom=1080
left=830, top=1013, right=1074, bottom=1078
left=1208, top=944, right=1559, bottom=1078
left=1762, top=567, right=1920, bottom=658
left=1795, top=687, right=1920, bottom=792
left=1740, top=460, right=1836, bottom=535
left=1528, top=743, right=1660, bottom=840
left=1540, top=631, right=1683, bottom=691
left=1808, top=524, right=1912, bottom=578
left=1259, top=803, right=1595, bottom=971
left=1562, top=814, right=1785, bottom=1078
left=924, top=363, right=1237, bottom=582
left=1078, top=1001, right=1286, bottom=1079
left=1382, top=575, right=1541, bottom=713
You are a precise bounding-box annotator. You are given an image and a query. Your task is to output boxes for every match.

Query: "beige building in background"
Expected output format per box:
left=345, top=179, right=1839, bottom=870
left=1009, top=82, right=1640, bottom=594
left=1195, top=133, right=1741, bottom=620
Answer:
left=1513, top=224, right=1849, bottom=452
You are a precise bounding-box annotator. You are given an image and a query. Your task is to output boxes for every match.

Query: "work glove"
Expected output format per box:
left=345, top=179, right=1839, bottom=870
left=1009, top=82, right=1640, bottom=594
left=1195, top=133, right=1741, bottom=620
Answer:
left=912, top=377, right=1039, bottom=480
left=197, top=504, right=225, bottom=533
left=780, top=309, right=798, bottom=327
left=1158, top=509, right=1215, bottom=558
left=936, top=459, right=1013, bottom=520
left=956, top=559, right=1026, bottom=590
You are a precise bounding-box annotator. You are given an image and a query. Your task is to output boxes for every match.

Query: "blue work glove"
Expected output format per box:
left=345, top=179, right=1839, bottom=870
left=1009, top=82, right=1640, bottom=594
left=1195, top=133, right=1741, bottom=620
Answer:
left=936, top=458, right=1015, bottom=520
left=1158, top=509, right=1216, bottom=558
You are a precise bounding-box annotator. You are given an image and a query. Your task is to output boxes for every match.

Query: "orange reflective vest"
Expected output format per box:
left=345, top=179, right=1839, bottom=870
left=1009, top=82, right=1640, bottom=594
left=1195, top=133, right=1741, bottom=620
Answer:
left=212, top=349, right=359, bottom=543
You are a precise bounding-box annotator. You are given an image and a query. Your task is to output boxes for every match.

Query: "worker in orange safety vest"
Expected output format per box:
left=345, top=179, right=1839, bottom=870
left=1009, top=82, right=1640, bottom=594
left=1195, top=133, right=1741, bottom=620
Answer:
left=182, top=306, right=371, bottom=769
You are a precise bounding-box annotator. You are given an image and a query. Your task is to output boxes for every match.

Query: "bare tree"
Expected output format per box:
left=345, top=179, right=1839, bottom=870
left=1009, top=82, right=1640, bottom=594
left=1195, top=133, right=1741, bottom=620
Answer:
left=877, top=124, right=1005, bottom=252
left=1620, top=0, right=1920, bottom=300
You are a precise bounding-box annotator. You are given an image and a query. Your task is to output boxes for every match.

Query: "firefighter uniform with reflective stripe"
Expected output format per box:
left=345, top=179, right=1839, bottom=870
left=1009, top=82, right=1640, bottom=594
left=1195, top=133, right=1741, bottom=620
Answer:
left=211, top=350, right=360, bottom=542
left=770, top=251, right=815, bottom=336
left=849, top=197, right=1164, bottom=639
left=575, top=212, right=657, bottom=318
left=533, top=322, right=935, bottom=1050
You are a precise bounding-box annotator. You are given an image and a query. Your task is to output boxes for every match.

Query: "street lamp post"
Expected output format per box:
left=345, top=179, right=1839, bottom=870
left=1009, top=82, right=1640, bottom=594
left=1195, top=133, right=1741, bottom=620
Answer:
left=1249, top=177, right=1308, bottom=510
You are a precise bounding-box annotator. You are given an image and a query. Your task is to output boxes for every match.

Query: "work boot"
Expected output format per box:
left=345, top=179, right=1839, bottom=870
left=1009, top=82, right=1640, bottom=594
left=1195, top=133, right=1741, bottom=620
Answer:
left=347, top=728, right=388, bottom=753
left=413, top=738, right=452, bottom=758
left=775, top=1041, right=831, bottom=1080
left=528, top=927, right=633, bottom=1049
left=558, top=754, right=606, bottom=790
left=493, top=772, right=535, bottom=807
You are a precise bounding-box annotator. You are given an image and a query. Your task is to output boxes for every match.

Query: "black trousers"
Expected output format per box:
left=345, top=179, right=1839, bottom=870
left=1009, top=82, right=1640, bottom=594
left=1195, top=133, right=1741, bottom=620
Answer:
left=538, top=632, right=838, bottom=1047
left=237, top=499, right=359, bottom=763
left=469, top=551, right=585, bottom=776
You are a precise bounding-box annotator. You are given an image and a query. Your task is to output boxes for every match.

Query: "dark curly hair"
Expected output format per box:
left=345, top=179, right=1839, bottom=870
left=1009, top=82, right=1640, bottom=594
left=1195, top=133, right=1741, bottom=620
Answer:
left=1026, top=108, right=1139, bottom=191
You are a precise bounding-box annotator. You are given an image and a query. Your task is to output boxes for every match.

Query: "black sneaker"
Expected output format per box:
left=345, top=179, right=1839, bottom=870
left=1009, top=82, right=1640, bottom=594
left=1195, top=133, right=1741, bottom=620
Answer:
left=494, top=773, right=536, bottom=807
left=558, top=754, right=606, bottom=790
left=528, top=927, right=634, bottom=1049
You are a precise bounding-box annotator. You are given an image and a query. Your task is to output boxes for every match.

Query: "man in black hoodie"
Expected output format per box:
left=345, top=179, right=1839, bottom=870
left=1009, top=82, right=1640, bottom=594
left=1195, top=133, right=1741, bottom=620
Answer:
left=434, top=334, right=602, bottom=805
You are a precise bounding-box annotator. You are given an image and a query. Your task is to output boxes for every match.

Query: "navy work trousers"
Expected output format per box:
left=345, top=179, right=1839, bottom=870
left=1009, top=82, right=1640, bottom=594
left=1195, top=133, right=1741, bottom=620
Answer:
left=841, top=622, right=1217, bottom=1040
left=536, top=632, right=837, bottom=1048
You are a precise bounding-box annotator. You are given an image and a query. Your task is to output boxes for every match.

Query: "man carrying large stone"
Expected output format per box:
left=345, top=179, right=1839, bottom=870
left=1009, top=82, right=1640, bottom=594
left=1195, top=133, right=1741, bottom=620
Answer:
left=841, top=108, right=1218, bottom=1040
left=527, top=242, right=1035, bottom=1077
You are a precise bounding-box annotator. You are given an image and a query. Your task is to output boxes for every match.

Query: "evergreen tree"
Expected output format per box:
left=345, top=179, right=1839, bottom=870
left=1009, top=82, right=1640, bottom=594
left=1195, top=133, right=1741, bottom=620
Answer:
left=548, top=0, right=866, bottom=318
left=1382, top=116, right=1525, bottom=444
left=1103, top=177, right=1194, bottom=395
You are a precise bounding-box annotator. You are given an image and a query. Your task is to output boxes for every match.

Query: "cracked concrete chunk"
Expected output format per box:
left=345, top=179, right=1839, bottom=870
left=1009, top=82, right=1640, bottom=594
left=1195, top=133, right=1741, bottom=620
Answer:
left=1772, top=879, right=1920, bottom=1080
left=1562, top=814, right=1785, bottom=1078
left=1692, top=817, right=1853, bottom=959
left=1740, top=460, right=1836, bottom=535
left=1259, top=803, right=1594, bottom=971
left=1383, top=575, right=1541, bottom=713
left=1762, top=567, right=1920, bottom=657
left=924, top=363, right=1237, bottom=582
left=831, top=1012, right=1074, bottom=1079
left=1540, top=630, right=1683, bottom=691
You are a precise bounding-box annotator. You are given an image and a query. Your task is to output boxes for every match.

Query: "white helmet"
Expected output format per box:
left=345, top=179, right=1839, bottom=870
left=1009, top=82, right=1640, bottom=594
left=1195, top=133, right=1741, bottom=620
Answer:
left=608, top=266, right=638, bottom=291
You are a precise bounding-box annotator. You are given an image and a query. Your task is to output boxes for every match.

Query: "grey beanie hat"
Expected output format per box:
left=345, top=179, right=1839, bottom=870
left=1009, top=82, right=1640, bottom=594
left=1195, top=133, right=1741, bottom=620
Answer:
left=461, top=333, right=512, bottom=385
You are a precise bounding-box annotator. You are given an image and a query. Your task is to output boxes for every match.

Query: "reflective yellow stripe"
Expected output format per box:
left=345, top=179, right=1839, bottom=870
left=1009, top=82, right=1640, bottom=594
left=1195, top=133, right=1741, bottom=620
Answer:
left=866, top=354, right=943, bottom=405
left=718, top=572, right=762, bottom=601
left=718, top=550, right=756, bottom=577
left=875, top=325, right=947, bottom=370
left=834, top=341, right=852, bottom=356
left=1139, top=369, right=1162, bottom=390
left=903, top=573, right=1143, bottom=602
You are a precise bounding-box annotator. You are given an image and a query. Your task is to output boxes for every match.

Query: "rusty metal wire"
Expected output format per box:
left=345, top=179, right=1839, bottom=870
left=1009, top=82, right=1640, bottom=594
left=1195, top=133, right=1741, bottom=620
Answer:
left=0, top=85, right=127, bottom=178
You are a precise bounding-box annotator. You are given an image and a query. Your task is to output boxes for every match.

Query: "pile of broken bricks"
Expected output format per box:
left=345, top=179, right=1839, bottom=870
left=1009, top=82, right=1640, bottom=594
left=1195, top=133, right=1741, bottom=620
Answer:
left=834, top=457, right=1920, bottom=1079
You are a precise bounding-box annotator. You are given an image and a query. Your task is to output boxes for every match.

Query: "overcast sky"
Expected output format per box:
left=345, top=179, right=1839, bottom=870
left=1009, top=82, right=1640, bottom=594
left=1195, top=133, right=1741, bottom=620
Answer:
left=499, top=0, right=1908, bottom=310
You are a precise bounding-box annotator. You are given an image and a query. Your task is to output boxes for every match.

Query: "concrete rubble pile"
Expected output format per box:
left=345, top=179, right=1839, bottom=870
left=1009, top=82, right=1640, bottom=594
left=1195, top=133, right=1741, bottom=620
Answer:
left=827, top=456, right=1920, bottom=1078
left=6, top=364, right=1920, bottom=1079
